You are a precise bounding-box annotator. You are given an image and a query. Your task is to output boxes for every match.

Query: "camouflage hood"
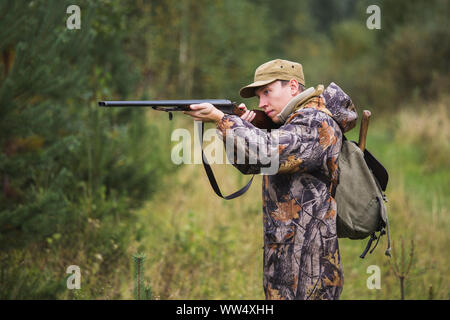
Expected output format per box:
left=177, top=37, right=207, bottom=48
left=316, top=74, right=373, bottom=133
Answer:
left=279, top=82, right=358, bottom=134
left=322, top=82, right=358, bottom=133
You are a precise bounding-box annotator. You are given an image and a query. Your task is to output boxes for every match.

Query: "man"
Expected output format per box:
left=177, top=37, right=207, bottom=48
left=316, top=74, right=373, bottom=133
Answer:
left=184, top=59, right=357, bottom=300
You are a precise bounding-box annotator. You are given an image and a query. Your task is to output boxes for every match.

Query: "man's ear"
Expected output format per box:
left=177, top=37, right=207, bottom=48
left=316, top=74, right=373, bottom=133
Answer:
left=289, top=79, right=299, bottom=95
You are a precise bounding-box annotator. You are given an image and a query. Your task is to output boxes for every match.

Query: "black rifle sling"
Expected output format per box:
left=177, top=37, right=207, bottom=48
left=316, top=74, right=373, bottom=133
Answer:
left=199, top=122, right=254, bottom=200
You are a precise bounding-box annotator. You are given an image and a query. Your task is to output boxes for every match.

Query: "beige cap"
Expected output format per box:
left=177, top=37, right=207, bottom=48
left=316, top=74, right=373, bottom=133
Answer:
left=239, top=59, right=305, bottom=98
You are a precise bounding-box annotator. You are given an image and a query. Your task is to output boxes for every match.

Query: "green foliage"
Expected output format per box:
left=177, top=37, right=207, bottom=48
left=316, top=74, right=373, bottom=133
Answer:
left=383, top=21, right=450, bottom=100
left=0, top=0, right=447, bottom=300
left=0, top=0, right=173, bottom=299
left=0, top=250, right=66, bottom=299
left=137, top=0, right=273, bottom=101
left=256, top=0, right=449, bottom=111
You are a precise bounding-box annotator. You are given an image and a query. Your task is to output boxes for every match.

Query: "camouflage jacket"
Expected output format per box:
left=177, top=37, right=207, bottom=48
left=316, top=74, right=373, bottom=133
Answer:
left=216, top=83, right=357, bottom=300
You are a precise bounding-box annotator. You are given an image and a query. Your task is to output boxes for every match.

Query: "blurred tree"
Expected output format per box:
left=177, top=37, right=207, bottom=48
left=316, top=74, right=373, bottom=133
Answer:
left=308, top=0, right=358, bottom=34
left=135, top=0, right=273, bottom=101
left=0, top=0, right=172, bottom=298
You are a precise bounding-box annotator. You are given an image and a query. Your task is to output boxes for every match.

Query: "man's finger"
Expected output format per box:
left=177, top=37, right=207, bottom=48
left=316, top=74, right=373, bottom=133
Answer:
left=190, top=104, right=208, bottom=110
left=183, top=110, right=201, bottom=119
left=238, top=103, right=247, bottom=111
left=184, top=110, right=202, bottom=118
left=249, top=111, right=256, bottom=122
left=240, top=110, right=250, bottom=121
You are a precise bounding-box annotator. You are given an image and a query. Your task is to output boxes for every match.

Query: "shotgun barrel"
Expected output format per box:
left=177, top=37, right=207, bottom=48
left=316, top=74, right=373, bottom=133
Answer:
left=98, top=99, right=234, bottom=108
left=98, top=99, right=279, bottom=130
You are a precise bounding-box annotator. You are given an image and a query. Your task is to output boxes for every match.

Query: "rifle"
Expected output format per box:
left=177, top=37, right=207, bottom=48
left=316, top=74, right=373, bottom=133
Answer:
left=98, top=98, right=277, bottom=200
left=98, top=99, right=279, bottom=130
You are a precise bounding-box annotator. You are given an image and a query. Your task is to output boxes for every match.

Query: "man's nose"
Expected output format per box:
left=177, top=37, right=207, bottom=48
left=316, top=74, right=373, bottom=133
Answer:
left=258, top=98, right=267, bottom=109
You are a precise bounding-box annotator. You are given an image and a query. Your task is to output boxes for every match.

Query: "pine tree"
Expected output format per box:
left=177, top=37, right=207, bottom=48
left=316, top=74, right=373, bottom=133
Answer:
left=0, top=0, right=171, bottom=298
left=133, top=253, right=153, bottom=300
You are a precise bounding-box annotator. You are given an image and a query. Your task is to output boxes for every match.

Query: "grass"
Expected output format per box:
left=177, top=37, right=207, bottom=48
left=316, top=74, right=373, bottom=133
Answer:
left=125, top=97, right=449, bottom=300
left=126, top=162, right=264, bottom=299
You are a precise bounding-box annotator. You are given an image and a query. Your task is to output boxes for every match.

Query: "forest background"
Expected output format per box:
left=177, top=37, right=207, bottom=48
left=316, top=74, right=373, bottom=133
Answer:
left=0, top=0, right=448, bottom=299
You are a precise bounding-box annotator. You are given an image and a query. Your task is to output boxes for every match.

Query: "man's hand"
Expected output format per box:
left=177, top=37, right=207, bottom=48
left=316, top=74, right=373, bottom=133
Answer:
left=184, top=103, right=225, bottom=123
left=183, top=102, right=256, bottom=124
left=237, top=103, right=256, bottom=123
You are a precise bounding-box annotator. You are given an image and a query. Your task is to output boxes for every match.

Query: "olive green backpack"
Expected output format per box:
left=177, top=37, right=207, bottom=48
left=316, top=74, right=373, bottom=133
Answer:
left=333, top=137, right=392, bottom=258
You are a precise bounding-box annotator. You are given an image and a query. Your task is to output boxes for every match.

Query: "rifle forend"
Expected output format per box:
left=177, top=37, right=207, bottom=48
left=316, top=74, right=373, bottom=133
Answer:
left=98, top=99, right=279, bottom=130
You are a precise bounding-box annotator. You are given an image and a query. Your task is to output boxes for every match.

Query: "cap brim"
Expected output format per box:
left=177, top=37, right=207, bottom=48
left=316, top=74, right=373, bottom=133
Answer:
left=239, top=79, right=276, bottom=98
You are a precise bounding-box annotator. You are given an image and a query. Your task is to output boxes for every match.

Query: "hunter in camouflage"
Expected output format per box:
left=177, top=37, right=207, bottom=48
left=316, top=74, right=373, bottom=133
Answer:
left=215, top=82, right=357, bottom=299
left=184, top=59, right=357, bottom=300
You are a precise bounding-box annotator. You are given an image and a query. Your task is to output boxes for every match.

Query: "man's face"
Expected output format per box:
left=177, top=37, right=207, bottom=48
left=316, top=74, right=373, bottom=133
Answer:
left=255, top=80, right=296, bottom=123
